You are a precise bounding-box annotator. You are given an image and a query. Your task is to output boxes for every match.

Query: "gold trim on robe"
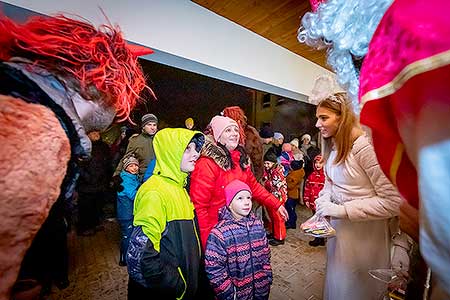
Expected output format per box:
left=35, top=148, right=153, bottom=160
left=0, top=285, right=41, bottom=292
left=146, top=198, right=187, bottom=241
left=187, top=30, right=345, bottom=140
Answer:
left=360, top=49, right=450, bottom=108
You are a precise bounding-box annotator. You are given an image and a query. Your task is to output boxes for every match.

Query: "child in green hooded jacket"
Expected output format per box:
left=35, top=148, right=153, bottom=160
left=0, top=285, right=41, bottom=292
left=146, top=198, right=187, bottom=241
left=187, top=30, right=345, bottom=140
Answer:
left=126, top=128, right=204, bottom=300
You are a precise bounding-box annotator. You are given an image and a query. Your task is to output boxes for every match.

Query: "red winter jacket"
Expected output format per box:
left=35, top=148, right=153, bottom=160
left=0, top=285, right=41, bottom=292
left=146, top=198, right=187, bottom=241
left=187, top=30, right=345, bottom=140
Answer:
left=190, top=140, right=281, bottom=250
left=303, top=168, right=325, bottom=211
left=262, top=164, right=288, bottom=204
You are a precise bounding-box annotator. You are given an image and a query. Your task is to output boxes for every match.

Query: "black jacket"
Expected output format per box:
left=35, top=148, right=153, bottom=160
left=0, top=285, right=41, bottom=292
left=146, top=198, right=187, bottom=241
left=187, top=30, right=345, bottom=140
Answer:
left=77, top=140, right=112, bottom=193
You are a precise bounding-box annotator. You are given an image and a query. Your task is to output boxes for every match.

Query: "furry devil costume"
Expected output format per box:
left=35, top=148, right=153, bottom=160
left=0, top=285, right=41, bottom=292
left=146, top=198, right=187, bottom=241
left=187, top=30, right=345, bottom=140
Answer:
left=0, top=14, right=153, bottom=298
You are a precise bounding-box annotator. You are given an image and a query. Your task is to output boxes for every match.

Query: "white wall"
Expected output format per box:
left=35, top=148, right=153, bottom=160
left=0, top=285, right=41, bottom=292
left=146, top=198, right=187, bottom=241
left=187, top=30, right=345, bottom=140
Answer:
left=2, top=0, right=333, bottom=101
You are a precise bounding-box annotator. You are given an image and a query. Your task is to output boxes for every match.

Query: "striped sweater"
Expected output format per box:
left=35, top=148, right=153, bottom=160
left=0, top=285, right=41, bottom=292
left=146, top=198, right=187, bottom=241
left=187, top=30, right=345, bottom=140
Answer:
left=205, top=207, right=272, bottom=300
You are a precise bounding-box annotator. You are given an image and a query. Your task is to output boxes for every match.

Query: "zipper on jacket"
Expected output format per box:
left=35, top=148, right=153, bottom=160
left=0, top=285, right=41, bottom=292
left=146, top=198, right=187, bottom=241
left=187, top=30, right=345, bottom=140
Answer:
left=176, top=267, right=187, bottom=300
left=246, top=222, right=256, bottom=298
left=192, top=219, right=202, bottom=256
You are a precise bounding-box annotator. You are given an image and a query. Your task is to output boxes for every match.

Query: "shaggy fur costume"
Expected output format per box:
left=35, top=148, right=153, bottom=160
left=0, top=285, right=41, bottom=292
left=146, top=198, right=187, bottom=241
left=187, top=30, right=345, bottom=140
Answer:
left=0, top=96, right=70, bottom=298
left=0, top=14, right=151, bottom=298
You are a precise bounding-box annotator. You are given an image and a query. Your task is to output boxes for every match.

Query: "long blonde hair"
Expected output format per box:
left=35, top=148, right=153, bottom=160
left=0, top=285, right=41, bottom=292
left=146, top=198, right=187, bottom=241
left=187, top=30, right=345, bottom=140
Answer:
left=318, top=92, right=361, bottom=165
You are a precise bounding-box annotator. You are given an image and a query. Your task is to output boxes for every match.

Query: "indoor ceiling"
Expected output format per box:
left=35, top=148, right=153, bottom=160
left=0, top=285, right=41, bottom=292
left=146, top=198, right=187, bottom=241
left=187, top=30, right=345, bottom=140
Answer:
left=192, top=0, right=329, bottom=70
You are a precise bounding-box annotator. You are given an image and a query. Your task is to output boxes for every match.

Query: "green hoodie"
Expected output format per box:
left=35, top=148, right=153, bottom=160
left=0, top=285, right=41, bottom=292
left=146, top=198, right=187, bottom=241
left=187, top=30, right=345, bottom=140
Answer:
left=132, top=128, right=202, bottom=299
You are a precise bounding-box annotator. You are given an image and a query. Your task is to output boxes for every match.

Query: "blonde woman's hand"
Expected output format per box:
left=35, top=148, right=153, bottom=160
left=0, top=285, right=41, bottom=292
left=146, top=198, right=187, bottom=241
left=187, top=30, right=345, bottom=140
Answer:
left=314, top=195, right=329, bottom=207
left=316, top=201, right=347, bottom=218
left=277, top=205, right=289, bottom=221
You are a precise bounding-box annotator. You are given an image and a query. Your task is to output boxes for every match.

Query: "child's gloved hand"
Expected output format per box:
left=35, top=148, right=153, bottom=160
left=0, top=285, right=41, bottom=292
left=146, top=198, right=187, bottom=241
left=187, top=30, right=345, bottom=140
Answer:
left=316, top=201, right=347, bottom=218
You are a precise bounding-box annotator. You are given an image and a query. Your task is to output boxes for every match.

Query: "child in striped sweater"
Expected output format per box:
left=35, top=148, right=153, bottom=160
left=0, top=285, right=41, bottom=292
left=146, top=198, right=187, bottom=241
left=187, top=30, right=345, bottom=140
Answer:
left=205, top=180, right=272, bottom=300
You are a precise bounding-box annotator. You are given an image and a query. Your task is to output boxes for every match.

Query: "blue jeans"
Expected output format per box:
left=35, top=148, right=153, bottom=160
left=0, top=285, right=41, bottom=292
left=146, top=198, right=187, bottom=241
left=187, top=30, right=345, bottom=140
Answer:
left=118, top=219, right=133, bottom=254
left=285, top=198, right=297, bottom=227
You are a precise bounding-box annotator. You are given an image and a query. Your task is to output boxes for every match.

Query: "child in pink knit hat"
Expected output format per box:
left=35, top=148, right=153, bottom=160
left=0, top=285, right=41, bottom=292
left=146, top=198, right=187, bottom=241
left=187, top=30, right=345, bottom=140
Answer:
left=280, top=143, right=294, bottom=176
left=205, top=179, right=272, bottom=299
left=224, top=179, right=253, bottom=217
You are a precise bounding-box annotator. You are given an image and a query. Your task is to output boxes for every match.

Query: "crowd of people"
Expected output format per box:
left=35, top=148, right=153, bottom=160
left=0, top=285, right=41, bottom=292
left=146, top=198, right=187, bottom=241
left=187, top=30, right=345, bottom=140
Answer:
left=2, top=0, right=449, bottom=299
left=2, top=71, right=418, bottom=300
left=70, top=99, right=407, bottom=300
left=118, top=111, right=326, bottom=299
left=59, top=94, right=410, bottom=300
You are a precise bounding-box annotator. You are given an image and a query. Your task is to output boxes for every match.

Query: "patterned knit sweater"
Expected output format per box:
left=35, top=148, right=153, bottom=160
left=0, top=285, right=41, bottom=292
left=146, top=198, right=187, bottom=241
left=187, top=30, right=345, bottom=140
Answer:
left=205, top=207, right=272, bottom=300
left=262, top=164, right=288, bottom=204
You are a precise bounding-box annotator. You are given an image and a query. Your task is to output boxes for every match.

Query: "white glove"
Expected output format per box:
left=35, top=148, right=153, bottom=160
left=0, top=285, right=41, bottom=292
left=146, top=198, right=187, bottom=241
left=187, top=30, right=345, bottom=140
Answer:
left=391, top=246, right=410, bottom=272
left=314, top=194, right=330, bottom=206
left=316, top=201, right=347, bottom=218
left=389, top=242, right=411, bottom=292
left=391, top=233, right=412, bottom=272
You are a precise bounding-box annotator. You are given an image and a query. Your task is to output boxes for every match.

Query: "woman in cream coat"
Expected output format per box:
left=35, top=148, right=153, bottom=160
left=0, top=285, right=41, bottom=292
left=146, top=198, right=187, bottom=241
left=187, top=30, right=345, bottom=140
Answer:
left=314, top=93, right=403, bottom=300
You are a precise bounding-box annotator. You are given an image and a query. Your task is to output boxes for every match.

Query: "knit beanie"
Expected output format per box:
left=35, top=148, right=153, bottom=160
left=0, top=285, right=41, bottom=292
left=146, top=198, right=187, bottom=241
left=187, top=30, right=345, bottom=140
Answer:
left=259, top=126, right=274, bottom=139
left=141, top=113, right=158, bottom=127
left=264, top=150, right=278, bottom=163
left=301, top=134, right=311, bottom=143
left=224, top=180, right=251, bottom=206
left=290, top=160, right=304, bottom=170
left=209, top=116, right=238, bottom=142
left=189, top=133, right=205, bottom=153
left=314, top=154, right=323, bottom=162
left=290, top=138, right=299, bottom=148
left=274, top=132, right=284, bottom=140
left=123, top=156, right=139, bottom=170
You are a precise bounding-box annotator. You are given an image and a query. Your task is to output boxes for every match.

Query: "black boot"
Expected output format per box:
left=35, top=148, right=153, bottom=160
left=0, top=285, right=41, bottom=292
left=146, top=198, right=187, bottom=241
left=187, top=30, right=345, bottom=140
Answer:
left=269, top=239, right=285, bottom=246
left=308, top=237, right=325, bottom=247
left=285, top=222, right=297, bottom=229
left=266, top=232, right=274, bottom=240
left=119, top=251, right=127, bottom=266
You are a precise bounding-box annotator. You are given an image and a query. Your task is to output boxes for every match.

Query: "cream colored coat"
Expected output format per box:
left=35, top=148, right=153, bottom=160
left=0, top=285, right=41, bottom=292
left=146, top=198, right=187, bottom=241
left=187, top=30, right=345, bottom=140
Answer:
left=318, top=135, right=402, bottom=300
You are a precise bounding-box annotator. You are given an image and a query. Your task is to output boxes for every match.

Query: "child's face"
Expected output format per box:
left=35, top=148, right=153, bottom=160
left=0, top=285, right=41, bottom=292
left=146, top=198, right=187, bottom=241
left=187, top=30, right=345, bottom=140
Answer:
left=88, top=131, right=101, bottom=142
left=314, top=160, right=323, bottom=170
left=229, top=190, right=252, bottom=220
left=180, top=142, right=200, bottom=173
left=274, top=137, right=284, bottom=145
left=264, top=161, right=275, bottom=170
left=126, top=163, right=139, bottom=175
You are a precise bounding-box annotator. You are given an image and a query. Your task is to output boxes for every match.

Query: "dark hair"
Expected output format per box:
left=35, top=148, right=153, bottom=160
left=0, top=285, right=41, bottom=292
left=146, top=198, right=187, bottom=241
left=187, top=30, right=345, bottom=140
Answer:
left=189, top=133, right=205, bottom=153
left=263, top=150, right=278, bottom=163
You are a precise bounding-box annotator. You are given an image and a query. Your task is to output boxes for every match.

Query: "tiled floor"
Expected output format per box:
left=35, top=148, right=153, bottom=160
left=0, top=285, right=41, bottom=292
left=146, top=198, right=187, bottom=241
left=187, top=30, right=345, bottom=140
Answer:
left=268, top=207, right=326, bottom=300
left=50, top=206, right=326, bottom=300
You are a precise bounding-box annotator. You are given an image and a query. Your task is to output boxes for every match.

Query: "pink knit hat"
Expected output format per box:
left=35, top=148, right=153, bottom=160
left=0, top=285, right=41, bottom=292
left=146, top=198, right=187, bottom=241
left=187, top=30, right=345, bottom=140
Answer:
left=224, top=180, right=251, bottom=206
left=210, top=116, right=238, bottom=142
left=282, top=143, right=292, bottom=152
